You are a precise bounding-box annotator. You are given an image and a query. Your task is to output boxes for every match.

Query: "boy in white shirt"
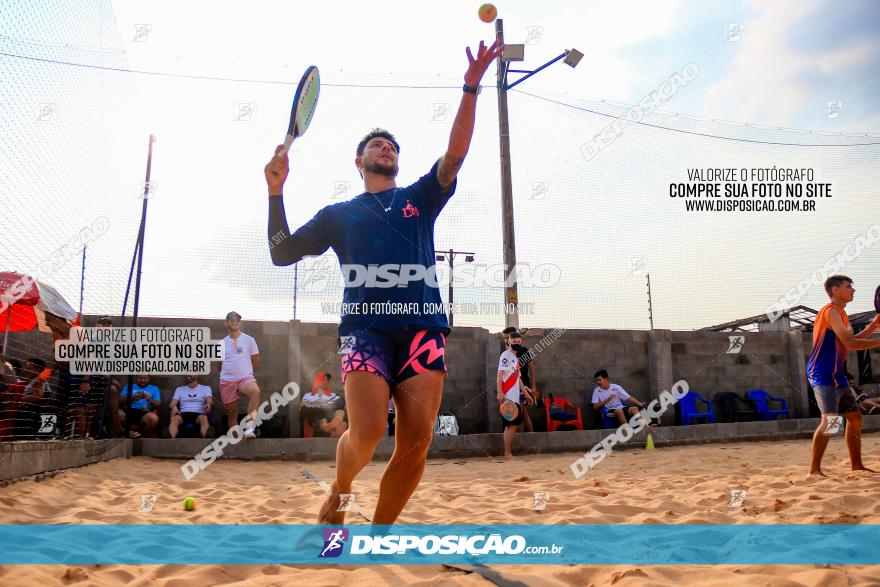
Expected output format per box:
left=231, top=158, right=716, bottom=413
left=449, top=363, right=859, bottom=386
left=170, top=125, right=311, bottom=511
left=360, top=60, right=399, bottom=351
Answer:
left=591, top=369, right=649, bottom=426
left=218, top=311, right=262, bottom=439
left=496, top=331, right=535, bottom=460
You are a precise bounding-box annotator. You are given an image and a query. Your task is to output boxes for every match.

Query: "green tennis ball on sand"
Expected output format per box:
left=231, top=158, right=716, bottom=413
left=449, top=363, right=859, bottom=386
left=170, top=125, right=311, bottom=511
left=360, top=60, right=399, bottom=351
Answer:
left=183, top=497, right=196, bottom=511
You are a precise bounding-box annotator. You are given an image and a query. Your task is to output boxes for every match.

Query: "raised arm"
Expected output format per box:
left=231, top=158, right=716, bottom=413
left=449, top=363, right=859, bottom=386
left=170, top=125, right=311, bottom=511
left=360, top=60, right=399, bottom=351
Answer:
left=264, top=145, right=331, bottom=265
left=854, top=315, right=880, bottom=340
left=830, top=310, right=880, bottom=350
left=437, top=40, right=504, bottom=190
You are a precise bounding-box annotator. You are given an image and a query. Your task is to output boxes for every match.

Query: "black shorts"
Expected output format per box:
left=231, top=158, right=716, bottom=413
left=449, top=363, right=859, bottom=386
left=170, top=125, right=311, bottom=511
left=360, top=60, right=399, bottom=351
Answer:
left=501, top=405, right=523, bottom=428
left=125, top=408, right=147, bottom=429
left=179, top=412, right=202, bottom=425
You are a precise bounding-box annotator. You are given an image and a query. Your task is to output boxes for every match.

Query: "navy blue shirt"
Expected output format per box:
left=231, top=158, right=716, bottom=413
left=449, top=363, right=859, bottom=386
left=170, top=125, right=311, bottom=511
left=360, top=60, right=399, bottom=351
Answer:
left=269, top=160, right=456, bottom=336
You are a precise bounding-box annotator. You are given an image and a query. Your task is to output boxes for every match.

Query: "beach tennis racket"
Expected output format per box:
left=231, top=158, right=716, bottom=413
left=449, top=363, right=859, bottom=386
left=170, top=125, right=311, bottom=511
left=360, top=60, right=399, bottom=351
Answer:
left=280, top=65, right=320, bottom=156
left=499, top=400, right=520, bottom=421
left=874, top=285, right=880, bottom=314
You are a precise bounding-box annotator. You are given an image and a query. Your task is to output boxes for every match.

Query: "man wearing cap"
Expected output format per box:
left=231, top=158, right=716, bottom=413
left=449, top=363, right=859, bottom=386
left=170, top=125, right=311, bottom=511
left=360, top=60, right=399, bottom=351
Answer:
left=218, top=311, right=261, bottom=439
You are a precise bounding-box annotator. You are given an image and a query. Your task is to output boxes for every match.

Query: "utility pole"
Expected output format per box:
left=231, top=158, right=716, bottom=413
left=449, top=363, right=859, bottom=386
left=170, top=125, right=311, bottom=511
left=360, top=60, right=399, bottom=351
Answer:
left=493, top=19, right=582, bottom=330
left=495, top=18, right=519, bottom=330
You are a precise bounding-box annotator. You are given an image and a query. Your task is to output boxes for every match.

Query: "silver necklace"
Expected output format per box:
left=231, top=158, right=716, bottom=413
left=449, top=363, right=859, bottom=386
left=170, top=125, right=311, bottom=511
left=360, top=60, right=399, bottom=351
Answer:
left=370, top=188, right=398, bottom=213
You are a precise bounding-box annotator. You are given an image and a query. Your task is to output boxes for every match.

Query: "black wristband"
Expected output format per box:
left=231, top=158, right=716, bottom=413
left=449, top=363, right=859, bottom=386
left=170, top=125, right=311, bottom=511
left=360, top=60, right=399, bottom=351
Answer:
left=463, top=84, right=480, bottom=95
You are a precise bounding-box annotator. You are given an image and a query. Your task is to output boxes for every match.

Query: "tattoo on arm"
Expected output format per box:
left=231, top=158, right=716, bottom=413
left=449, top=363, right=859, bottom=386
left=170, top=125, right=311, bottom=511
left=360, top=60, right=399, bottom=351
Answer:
left=438, top=153, right=465, bottom=189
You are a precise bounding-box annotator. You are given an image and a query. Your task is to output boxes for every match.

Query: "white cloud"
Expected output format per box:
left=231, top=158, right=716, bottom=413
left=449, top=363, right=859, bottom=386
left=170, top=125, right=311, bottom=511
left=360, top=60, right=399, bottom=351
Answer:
left=702, top=0, right=880, bottom=130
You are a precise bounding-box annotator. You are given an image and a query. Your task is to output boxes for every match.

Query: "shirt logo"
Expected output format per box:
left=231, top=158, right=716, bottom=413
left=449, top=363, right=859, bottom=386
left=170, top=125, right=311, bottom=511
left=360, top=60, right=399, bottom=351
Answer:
left=402, top=200, right=420, bottom=218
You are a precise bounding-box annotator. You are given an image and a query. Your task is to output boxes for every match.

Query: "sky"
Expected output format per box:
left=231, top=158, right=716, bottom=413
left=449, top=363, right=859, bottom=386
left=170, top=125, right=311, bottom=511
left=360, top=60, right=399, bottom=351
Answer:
left=1, top=0, right=879, bottom=332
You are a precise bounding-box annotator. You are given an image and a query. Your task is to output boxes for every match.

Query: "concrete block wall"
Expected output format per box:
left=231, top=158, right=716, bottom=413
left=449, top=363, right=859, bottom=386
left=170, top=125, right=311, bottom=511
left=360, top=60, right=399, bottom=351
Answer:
left=0, top=439, right=132, bottom=482
left=9, top=317, right=870, bottom=436
left=669, top=330, right=806, bottom=418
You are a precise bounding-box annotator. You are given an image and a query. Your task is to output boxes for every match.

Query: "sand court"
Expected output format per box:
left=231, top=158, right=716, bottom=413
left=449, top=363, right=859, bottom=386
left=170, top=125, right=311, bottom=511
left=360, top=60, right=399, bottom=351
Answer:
left=1, top=434, right=878, bottom=585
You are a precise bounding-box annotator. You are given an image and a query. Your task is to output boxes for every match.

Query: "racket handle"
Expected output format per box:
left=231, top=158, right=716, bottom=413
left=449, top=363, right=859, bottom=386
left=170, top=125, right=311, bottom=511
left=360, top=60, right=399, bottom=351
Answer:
left=280, top=134, right=294, bottom=156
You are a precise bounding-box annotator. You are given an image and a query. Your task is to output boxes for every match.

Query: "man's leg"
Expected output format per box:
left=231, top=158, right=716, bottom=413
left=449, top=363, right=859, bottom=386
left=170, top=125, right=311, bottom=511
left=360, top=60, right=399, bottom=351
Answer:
left=240, top=381, right=261, bottom=418
left=219, top=381, right=240, bottom=430
left=197, top=415, right=209, bottom=438
left=106, top=383, right=122, bottom=437
left=318, top=372, right=389, bottom=524
left=239, top=381, right=261, bottom=438
left=844, top=410, right=873, bottom=472
left=522, top=405, right=533, bottom=432
left=808, top=414, right=833, bottom=477
left=614, top=408, right=627, bottom=425
left=169, top=414, right=181, bottom=438
left=374, top=371, right=444, bottom=523
left=73, top=406, right=86, bottom=439
left=224, top=402, right=238, bottom=430
left=168, top=414, right=183, bottom=440
left=141, top=412, right=158, bottom=437
left=84, top=403, right=98, bottom=438
left=503, top=424, right=517, bottom=459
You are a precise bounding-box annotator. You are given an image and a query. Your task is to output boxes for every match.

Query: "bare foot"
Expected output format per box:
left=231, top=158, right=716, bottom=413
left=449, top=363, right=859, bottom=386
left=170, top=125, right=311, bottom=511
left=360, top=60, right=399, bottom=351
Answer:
left=807, top=470, right=827, bottom=478
left=504, top=453, right=515, bottom=461
left=317, top=485, right=347, bottom=524
left=851, top=466, right=876, bottom=473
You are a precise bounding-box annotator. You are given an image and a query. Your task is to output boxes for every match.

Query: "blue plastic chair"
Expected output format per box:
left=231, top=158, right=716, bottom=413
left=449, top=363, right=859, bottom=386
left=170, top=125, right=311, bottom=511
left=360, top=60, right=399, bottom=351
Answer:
left=746, top=389, right=790, bottom=420
left=600, top=407, right=617, bottom=429
left=179, top=412, right=213, bottom=438
left=679, top=391, right=716, bottom=425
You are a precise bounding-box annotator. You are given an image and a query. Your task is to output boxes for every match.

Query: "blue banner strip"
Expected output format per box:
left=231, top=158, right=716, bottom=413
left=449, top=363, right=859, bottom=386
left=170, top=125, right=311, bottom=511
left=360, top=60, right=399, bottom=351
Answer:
left=0, top=524, right=877, bottom=565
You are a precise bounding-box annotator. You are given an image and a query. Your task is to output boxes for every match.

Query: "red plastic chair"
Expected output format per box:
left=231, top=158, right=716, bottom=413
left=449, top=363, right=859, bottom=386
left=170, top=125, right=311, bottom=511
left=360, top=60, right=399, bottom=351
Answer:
left=544, top=396, right=583, bottom=432
left=302, top=418, right=315, bottom=438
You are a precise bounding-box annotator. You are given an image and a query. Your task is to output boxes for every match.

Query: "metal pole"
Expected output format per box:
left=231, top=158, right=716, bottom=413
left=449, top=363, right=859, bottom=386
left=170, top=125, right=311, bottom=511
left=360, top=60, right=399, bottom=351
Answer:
left=79, top=244, right=86, bottom=316
left=126, top=134, right=155, bottom=435
left=647, top=273, right=654, bottom=330
left=132, top=134, right=156, bottom=330
left=447, top=249, right=454, bottom=328
left=495, top=18, right=519, bottom=329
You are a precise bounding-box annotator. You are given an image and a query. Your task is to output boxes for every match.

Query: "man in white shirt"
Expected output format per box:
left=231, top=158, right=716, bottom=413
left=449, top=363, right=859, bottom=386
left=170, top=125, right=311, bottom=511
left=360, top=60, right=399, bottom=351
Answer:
left=591, top=369, right=648, bottom=426
left=218, top=311, right=261, bottom=439
left=169, top=374, right=214, bottom=438
left=496, top=331, right=535, bottom=460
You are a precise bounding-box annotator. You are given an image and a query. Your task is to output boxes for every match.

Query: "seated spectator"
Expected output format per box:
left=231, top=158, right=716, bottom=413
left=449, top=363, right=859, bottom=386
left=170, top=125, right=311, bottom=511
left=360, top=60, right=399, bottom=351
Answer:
left=118, top=374, right=161, bottom=438
left=169, top=374, right=213, bottom=438
left=2, top=358, right=52, bottom=440
left=44, top=312, right=91, bottom=438
left=845, top=372, right=880, bottom=416
left=83, top=315, right=119, bottom=439
left=591, top=369, right=653, bottom=427
left=854, top=391, right=880, bottom=415
left=0, top=357, right=21, bottom=440
left=300, top=371, right=347, bottom=438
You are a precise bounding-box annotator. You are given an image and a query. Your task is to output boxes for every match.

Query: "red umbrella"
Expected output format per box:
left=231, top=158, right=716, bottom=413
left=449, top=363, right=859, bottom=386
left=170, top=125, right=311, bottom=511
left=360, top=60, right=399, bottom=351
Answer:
left=0, top=272, right=79, bottom=354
